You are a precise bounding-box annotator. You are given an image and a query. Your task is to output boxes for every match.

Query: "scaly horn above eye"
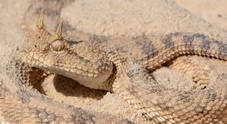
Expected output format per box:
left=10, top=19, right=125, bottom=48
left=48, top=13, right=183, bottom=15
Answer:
left=56, top=18, right=63, bottom=37
left=37, top=9, right=44, bottom=29
left=49, top=18, right=64, bottom=42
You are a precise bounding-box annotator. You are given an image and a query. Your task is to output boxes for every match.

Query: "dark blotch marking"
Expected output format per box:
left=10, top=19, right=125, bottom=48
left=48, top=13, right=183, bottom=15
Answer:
left=143, top=42, right=159, bottom=60
left=219, top=45, right=227, bottom=59
left=200, top=37, right=211, bottom=55
left=189, top=33, right=210, bottom=55
left=132, top=36, right=159, bottom=60
left=164, top=33, right=175, bottom=50
left=213, top=40, right=227, bottom=59
left=183, top=34, right=195, bottom=52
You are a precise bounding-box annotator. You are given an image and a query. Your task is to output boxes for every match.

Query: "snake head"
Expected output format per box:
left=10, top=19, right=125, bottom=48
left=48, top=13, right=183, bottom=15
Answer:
left=19, top=11, right=113, bottom=90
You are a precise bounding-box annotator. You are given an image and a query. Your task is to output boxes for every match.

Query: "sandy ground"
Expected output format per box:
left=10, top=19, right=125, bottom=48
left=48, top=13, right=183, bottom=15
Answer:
left=175, top=0, right=227, bottom=30
left=1, top=0, right=227, bottom=123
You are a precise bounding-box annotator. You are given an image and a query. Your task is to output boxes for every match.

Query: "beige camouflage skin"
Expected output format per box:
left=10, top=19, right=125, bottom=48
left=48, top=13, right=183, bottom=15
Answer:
left=1, top=62, right=133, bottom=124
left=0, top=15, right=132, bottom=124
left=18, top=12, right=227, bottom=123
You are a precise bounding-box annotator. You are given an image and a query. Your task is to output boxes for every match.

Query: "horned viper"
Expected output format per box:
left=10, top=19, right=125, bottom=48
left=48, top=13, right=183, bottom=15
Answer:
left=9, top=11, right=227, bottom=123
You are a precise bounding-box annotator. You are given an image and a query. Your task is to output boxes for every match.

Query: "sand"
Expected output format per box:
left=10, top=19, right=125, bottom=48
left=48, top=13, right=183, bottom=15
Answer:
left=1, top=0, right=227, bottom=123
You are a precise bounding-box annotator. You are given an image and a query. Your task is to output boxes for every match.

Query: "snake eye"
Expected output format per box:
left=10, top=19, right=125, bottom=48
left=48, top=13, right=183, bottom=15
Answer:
left=51, top=40, right=65, bottom=51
